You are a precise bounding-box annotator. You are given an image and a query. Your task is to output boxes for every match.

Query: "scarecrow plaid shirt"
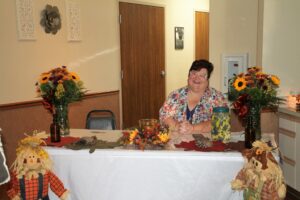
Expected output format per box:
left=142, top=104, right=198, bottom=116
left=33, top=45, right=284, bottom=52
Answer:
left=159, top=86, right=226, bottom=124
left=7, top=171, right=67, bottom=200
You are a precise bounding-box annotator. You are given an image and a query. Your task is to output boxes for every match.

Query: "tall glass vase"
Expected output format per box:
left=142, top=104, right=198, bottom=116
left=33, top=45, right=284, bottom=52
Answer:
left=245, top=104, right=262, bottom=141
left=55, top=104, right=70, bottom=136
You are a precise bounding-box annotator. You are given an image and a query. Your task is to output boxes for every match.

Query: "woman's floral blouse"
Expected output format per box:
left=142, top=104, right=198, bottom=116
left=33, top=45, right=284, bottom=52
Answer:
left=159, top=86, right=226, bottom=125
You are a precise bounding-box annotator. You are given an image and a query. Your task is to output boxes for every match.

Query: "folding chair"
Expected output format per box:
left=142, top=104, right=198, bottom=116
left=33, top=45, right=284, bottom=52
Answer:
left=85, top=110, right=116, bottom=130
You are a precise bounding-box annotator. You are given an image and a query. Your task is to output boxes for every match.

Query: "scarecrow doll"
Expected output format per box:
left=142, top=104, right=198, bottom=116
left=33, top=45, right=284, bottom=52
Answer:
left=231, top=140, right=286, bottom=200
left=7, top=136, right=69, bottom=200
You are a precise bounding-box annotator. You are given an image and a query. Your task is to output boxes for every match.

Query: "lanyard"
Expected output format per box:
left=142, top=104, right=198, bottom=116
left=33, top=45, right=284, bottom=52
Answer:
left=186, top=105, right=196, bottom=122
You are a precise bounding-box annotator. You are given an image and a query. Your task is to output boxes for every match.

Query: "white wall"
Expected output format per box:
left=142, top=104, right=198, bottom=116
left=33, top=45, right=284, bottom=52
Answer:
left=0, top=0, right=209, bottom=105
left=262, top=0, right=300, bottom=96
left=164, top=0, right=209, bottom=94
left=209, top=0, right=259, bottom=91
left=209, top=0, right=300, bottom=97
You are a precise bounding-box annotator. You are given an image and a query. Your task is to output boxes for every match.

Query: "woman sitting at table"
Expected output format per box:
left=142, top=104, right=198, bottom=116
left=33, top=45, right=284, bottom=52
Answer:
left=159, top=59, right=226, bottom=134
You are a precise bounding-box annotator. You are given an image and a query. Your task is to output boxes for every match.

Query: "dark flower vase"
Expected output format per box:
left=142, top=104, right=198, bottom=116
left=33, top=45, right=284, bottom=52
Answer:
left=245, top=104, right=261, bottom=148
left=50, top=114, right=61, bottom=143
left=55, top=104, right=70, bottom=136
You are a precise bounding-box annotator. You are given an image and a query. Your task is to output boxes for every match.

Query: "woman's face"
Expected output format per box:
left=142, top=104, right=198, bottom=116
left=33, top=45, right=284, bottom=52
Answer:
left=188, top=68, right=208, bottom=93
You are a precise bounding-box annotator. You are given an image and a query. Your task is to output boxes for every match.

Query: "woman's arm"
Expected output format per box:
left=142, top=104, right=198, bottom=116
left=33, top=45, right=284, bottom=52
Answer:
left=159, top=90, right=181, bottom=126
left=178, top=120, right=211, bottom=134
left=193, top=120, right=211, bottom=133
left=163, top=117, right=179, bottom=131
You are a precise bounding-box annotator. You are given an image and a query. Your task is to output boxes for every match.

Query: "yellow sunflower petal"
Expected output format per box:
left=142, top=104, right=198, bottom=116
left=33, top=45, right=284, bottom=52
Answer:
left=271, top=75, right=280, bottom=85
left=69, top=72, right=80, bottom=81
left=233, top=77, right=247, bottom=91
left=39, top=74, right=50, bottom=84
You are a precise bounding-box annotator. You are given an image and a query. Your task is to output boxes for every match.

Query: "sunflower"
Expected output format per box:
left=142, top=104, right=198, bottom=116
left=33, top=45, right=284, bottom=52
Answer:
left=270, top=75, right=280, bottom=85
left=69, top=72, right=80, bottom=81
left=233, top=77, right=247, bottom=91
left=39, top=73, right=50, bottom=84
left=261, top=80, right=273, bottom=92
left=158, top=133, right=169, bottom=143
left=129, top=129, right=138, bottom=141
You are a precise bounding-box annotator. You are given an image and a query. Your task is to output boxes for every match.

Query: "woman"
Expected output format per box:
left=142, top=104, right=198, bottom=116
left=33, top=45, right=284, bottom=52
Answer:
left=159, top=59, right=226, bottom=134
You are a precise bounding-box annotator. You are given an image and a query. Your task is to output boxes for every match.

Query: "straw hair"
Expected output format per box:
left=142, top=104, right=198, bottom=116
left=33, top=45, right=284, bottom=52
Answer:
left=11, top=136, right=52, bottom=179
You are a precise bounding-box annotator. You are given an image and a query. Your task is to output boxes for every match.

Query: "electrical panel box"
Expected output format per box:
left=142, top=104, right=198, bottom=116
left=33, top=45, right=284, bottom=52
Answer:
left=221, top=53, right=248, bottom=94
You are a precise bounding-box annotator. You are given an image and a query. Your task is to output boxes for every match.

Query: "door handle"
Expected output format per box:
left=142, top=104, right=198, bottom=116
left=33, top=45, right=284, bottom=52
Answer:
left=160, top=70, right=165, bottom=77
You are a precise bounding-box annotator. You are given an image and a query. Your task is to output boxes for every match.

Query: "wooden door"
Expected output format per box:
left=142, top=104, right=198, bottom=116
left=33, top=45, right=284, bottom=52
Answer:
left=195, top=11, right=209, bottom=60
left=119, top=2, right=165, bottom=128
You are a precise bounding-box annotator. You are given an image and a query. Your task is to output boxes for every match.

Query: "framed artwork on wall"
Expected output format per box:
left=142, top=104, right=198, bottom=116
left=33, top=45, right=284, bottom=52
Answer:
left=66, top=0, right=81, bottom=41
left=175, top=27, right=184, bottom=50
left=16, top=0, right=36, bottom=40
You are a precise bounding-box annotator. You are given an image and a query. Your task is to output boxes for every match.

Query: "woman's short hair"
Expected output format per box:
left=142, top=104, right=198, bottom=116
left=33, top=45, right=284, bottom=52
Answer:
left=189, top=59, right=214, bottom=79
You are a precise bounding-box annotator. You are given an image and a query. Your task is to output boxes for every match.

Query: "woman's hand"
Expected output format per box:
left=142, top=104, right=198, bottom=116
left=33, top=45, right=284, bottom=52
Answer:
left=198, top=121, right=211, bottom=133
left=178, top=121, right=194, bottom=134
left=163, top=118, right=179, bottom=131
left=178, top=120, right=211, bottom=134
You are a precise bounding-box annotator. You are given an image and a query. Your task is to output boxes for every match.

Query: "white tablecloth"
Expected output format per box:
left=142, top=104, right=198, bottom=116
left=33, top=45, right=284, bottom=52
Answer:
left=43, top=129, right=276, bottom=200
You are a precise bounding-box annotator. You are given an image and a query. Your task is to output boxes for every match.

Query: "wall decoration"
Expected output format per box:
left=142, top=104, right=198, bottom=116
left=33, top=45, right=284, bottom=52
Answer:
left=175, top=27, right=184, bottom=50
left=66, top=0, right=81, bottom=41
left=40, top=4, right=62, bottom=34
left=15, top=0, right=36, bottom=40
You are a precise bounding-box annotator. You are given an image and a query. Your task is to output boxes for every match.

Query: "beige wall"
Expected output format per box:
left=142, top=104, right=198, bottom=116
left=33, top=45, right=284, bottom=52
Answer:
left=163, top=0, right=209, bottom=94
left=2, top=0, right=297, bottom=105
left=209, top=0, right=259, bottom=91
left=0, top=0, right=121, bottom=104
left=262, top=0, right=300, bottom=97
left=210, top=0, right=300, bottom=97
left=0, top=0, right=209, bottom=105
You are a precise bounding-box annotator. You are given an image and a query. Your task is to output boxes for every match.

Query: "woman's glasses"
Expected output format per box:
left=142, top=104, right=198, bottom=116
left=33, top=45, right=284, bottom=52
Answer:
left=189, top=71, right=208, bottom=80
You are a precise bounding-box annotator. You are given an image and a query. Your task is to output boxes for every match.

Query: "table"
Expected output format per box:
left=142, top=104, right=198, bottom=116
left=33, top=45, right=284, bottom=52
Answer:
left=41, top=129, right=277, bottom=200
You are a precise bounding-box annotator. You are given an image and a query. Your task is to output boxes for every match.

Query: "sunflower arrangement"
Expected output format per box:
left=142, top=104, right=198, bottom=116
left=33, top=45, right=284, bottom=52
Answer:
left=36, top=66, right=85, bottom=112
left=228, top=66, right=283, bottom=117
left=121, top=125, right=170, bottom=150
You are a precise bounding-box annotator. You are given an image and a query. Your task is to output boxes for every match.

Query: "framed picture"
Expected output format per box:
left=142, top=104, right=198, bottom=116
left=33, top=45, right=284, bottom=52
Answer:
left=175, top=27, right=184, bottom=50
left=16, top=0, right=36, bottom=40
left=66, top=0, right=81, bottom=41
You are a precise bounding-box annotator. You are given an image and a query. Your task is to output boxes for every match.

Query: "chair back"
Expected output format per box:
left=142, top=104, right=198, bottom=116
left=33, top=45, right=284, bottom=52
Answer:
left=86, top=110, right=116, bottom=130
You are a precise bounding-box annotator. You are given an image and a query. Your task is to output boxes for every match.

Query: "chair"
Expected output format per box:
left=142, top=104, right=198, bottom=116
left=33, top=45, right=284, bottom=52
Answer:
left=86, top=110, right=116, bottom=130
